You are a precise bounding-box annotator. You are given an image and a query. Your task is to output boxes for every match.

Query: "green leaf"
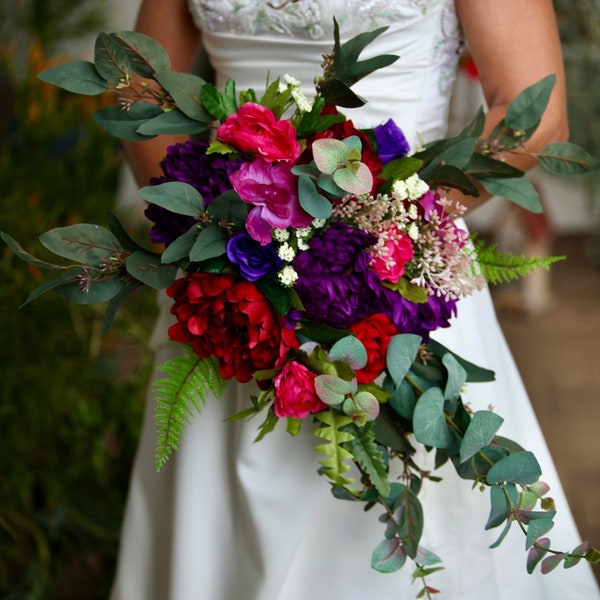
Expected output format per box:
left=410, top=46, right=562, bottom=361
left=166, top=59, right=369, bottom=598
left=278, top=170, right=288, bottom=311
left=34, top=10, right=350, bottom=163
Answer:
left=427, top=164, right=480, bottom=196
left=505, top=74, right=556, bottom=131
left=102, top=278, right=143, bottom=333
left=526, top=518, right=555, bottom=550
left=460, top=410, right=504, bottom=463
left=314, top=375, right=355, bottom=406
left=160, top=226, right=198, bottom=264
left=386, top=334, right=422, bottom=387
left=37, top=61, right=108, bottom=95
left=541, top=552, right=568, bottom=574
left=527, top=537, right=551, bottom=573
left=479, top=177, right=542, bottom=213
left=107, top=213, right=147, bottom=253
left=537, top=142, right=600, bottom=175
left=154, top=351, right=226, bottom=469
left=297, top=174, right=333, bottom=219
left=329, top=335, right=368, bottom=370
left=487, top=451, right=542, bottom=485
left=126, top=251, right=178, bottom=289
left=460, top=106, right=486, bottom=138
left=1, top=232, right=65, bottom=270
left=344, top=422, right=390, bottom=496
left=94, top=32, right=131, bottom=86
left=201, top=81, right=236, bottom=121
left=442, top=352, right=467, bottom=404
left=206, top=191, right=248, bottom=230
left=387, top=278, right=428, bottom=304
left=189, top=226, right=226, bottom=262
left=413, top=387, right=449, bottom=449
left=464, top=152, right=524, bottom=179
left=371, top=538, right=407, bottom=573
left=564, top=542, right=589, bottom=569
left=55, top=276, right=124, bottom=305
left=39, top=224, right=122, bottom=266
left=255, top=278, right=292, bottom=316
left=137, top=109, right=210, bottom=136
left=93, top=102, right=162, bottom=141
left=23, top=268, right=86, bottom=305
left=314, top=411, right=355, bottom=489
left=138, top=181, right=204, bottom=217
left=486, top=483, right=518, bottom=530
left=109, top=30, right=171, bottom=78
left=154, top=71, right=212, bottom=122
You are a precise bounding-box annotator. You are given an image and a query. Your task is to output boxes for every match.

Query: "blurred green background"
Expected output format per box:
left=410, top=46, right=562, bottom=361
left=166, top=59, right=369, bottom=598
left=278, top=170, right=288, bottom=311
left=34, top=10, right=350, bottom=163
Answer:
left=0, top=1, right=598, bottom=598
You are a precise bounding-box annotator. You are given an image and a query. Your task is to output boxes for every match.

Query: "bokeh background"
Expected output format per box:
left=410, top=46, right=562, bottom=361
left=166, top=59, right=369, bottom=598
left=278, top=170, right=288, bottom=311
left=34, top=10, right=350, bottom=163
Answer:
left=1, top=1, right=598, bottom=597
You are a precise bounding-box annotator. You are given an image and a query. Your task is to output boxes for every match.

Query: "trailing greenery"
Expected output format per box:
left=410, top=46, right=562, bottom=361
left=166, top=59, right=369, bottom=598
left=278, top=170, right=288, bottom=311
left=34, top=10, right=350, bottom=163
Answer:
left=154, top=352, right=226, bottom=469
left=470, top=237, right=566, bottom=285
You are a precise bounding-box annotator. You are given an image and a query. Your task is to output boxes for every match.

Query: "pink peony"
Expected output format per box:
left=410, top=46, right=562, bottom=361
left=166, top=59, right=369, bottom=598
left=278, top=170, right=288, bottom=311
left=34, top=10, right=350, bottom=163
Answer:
left=274, top=361, right=327, bottom=419
left=230, top=159, right=313, bottom=245
left=371, top=225, right=414, bottom=283
left=217, top=102, right=301, bottom=163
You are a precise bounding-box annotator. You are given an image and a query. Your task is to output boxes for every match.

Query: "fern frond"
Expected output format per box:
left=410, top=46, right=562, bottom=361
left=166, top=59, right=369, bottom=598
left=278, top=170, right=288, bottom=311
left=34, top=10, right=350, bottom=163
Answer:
left=470, top=238, right=565, bottom=285
left=314, top=410, right=355, bottom=490
left=154, top=347, right=225, bottom=471
left=343, top=422, right=390, bottom=498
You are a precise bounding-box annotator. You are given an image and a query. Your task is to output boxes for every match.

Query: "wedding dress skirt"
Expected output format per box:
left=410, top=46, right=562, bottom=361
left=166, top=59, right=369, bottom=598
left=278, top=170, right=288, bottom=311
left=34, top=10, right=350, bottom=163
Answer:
left=110, top=2, right=599, bottom=598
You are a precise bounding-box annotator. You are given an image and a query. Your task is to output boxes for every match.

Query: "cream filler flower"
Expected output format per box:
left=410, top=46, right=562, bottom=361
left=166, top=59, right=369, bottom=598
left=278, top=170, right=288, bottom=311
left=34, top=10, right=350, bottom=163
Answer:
left=280, top=73, right=313, bottom=113
left=392, top=173, right=429, bottom=201
left=278, top=265, right=298, bottom=287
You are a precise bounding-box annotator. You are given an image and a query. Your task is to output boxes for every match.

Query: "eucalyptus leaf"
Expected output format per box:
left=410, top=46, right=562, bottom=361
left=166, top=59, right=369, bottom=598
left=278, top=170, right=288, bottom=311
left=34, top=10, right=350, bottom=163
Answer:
left=137, top=109, right=210, bottom=136
left=427, top=164, right=480, bottom=196
left=564, top=542, right=589, bottom=569
left=487, top=451, right=542, bottom=485
left=536, top=142, right=600, bottom=175
left=103, top=279, right=144, bottom=333
left=110, top=30, right=171, bottom=77
left=55, top=276, right=124, bottom=304
left=427, top=339, right=495, bottom=383
left=23, top=268, right=86, bottom=306
left=93, top=102, right=162, bottom=141
left=298, top=174, right=333, bottom=219
left=459, top=410, right=504, bottom=463
left=413, top=387, right=449, bottom=449
left=460, top=106, right=486, bottom=138
left=464, top=152, right=524, bottom=179
left=107, top=212, right=148, bottom=253
left=207, top=191, right=248, bottom=230
left=541, top=552, right=568, bottom=574
left=395, top=486, right=424, bottom=559
left=489, top=519, right=512, bottom=549
left=333, top=162, right=373, bottom=195
left=505, top=74, right=556, bottom=131
left=442, top=352, right=467, bottom=404
left=154, top=71, right=212, bottom=122
left=138, top=181, right=204, bottom=217
left=189, top=226, right=227, bottom=262
left=160, top=226, right=198, bottom=264
left=329, top=335, right=368, bottom=370
left=94, top=32, right=131, bottom=85
left=39, top=224, right=122, bottom=266
left=480, top=177, right=542, bottom=213
left=388, top=377, right=418, bottom=419
left=37, top=61, right=107, bottom=95
left=371, top=538, right=407, bottom=573
left=126, top=251, right=178, bottom=289
left=1, top=232, right=65, bottom=270
left=314, top=374, right=355, bottom=405
left=526, top=518, right=555, bottom=550
left=386, top=334, right=422, bottom=387
left=527, top=538, right=551, bottom=574
left=485, top=483, right=518, bottom=530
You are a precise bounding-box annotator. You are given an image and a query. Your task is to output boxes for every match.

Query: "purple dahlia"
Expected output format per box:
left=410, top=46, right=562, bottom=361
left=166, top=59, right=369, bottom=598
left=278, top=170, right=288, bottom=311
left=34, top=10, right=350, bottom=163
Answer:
left=144, top=139, right=243, bottom=245
left=382, top=287, right=457, bottom=340
left=292, top=221, right=388, bottom=329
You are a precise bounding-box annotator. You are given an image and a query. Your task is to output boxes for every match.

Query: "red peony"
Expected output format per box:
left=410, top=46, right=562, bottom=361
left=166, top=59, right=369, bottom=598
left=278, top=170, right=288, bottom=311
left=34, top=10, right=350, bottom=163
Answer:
left=167, top=273, right=298, bottom=383
left=273, top=361, right=327, bottom=419
left=217, top=102, right=301, bottom=163
left=348, top=314, right=398, bottom=384
left=370, top=225, right=414, bottom=283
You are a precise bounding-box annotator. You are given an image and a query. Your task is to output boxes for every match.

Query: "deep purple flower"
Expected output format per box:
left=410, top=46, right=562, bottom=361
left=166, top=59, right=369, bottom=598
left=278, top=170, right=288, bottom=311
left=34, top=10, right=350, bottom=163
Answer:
left=226, top=233, right=283, bottom=281
left=373, top=119, right=410, bottom=164
left=382, top=287, right=457, bottom=340
left=144, top=139, right=242, bottom=245
left=293, top=222, right=387, bottom=328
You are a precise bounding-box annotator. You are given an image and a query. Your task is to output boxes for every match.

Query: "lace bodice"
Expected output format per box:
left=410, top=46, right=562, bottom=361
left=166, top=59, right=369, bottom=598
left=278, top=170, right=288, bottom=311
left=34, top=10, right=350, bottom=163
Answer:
left=187, top=0, right=462, bottom=146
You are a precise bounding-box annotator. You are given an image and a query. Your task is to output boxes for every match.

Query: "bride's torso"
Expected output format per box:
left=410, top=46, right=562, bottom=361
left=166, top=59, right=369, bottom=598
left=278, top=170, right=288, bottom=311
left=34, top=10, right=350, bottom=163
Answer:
left=186, top=0, right=462, bottom=145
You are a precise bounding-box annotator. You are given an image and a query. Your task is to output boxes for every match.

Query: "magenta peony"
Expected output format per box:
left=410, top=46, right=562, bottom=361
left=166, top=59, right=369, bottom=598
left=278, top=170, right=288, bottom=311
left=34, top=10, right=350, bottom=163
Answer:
left=273, top=361, right=327, bottom=419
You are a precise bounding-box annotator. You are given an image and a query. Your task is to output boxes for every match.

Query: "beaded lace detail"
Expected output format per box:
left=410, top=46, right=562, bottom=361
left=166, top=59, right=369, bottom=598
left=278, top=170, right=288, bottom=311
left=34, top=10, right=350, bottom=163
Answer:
left=187, top=0, right=454, bottom=40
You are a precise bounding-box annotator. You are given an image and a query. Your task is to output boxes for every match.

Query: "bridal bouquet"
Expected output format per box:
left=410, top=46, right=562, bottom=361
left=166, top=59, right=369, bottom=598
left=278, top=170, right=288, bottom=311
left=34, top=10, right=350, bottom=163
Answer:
left=3, top=22, right=598, bottom=593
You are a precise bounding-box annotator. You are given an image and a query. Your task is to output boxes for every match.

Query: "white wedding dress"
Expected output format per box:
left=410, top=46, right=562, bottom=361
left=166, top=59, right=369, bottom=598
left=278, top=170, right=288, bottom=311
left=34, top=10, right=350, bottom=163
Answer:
left=110, top=1, right=599, bottom=598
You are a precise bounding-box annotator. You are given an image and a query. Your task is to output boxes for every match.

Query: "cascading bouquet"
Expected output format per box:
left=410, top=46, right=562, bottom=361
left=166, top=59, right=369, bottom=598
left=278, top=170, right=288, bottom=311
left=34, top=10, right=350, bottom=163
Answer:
left=3, top=22, right=599, bottom=594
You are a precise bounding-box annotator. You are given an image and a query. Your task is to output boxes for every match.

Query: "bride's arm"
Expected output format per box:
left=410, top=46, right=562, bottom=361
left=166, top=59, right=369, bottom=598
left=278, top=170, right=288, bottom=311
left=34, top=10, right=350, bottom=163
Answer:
left=123, top=0, right=203, bottom=187
left=454, top=0, right=568, bottom=211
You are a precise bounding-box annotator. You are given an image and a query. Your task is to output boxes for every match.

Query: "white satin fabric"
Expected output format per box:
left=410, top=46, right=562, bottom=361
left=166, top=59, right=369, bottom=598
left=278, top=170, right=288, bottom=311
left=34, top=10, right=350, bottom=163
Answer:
left=110, top=1, right=599, bottom=598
